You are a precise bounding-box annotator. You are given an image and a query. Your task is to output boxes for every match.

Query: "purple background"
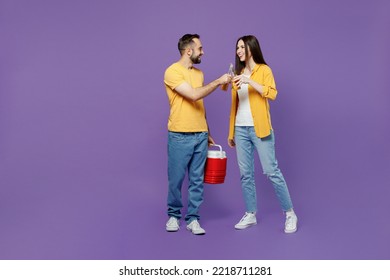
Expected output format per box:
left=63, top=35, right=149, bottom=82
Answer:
left=1, top=0, right=389, bottom=260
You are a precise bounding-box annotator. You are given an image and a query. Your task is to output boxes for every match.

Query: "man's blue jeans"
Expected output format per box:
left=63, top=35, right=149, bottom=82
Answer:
left=167, top=131, right=208, bottom=224
left=234, top=126, right=293, bottom=212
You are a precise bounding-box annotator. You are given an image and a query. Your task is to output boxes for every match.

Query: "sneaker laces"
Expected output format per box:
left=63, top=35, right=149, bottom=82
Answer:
left=167, top=217, right=178, bottom=226
left=191, top=220, right=201, bottom=229
left=285, top=213, right=296, bottom=228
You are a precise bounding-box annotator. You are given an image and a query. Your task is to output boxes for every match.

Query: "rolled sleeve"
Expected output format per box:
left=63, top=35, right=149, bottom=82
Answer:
left=260, top=67, right=277, bottom=100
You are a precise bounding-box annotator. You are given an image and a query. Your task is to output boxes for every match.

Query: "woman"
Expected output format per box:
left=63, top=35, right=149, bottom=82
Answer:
left=228, top=35, right=298, bottom=233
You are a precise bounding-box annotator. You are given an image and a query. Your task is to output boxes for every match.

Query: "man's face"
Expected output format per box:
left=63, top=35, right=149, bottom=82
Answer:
left=190, top=38, right=204, bottom=64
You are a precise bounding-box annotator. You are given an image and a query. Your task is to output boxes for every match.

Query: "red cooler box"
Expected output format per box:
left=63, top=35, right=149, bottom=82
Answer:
left=204, top=144, right=227, bottom=184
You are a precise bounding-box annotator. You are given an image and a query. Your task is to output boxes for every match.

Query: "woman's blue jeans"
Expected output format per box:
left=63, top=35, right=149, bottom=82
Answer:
left=167, top=131, right=208, bottom=224
left=234, top=126, right=293, bottom=212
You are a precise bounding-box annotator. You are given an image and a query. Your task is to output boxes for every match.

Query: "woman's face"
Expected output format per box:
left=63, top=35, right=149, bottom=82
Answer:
left=236, top=39, right=251, bottom=62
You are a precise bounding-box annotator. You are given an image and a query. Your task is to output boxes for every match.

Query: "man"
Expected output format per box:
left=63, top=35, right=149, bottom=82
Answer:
left=164, top=34, right=231, bottom=235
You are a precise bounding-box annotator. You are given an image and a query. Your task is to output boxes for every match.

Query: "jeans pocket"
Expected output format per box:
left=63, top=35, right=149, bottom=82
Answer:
left=169, top=132, right=186, bottom=142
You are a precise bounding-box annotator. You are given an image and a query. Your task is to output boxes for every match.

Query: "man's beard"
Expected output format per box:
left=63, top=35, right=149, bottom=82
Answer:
left=190, top=54, right=202, bottom=64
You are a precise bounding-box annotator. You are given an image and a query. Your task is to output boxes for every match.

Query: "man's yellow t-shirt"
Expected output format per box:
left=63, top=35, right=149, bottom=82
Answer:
left=164, top=62, right=208, bottom=132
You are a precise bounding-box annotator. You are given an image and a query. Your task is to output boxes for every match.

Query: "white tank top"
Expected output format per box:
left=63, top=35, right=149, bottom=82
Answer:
left=235, top=81, right=254, bottom=126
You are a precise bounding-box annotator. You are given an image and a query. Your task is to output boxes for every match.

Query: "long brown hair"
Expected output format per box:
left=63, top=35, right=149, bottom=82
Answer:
left=235, top=35, right=267, bottom=74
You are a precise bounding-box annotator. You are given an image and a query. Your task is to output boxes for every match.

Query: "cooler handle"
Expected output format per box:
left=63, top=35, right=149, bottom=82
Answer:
left=209, top=144, right=224, bottom=158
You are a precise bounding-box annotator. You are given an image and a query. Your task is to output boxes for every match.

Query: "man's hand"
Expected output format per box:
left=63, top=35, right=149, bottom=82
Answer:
left=219, top=73, right=233, bottom=85
left=208, top=135, right=215, bottom=146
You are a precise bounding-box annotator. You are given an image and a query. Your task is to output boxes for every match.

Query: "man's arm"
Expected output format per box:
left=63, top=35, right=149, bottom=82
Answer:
left=174, top=74, right=231, bottom=102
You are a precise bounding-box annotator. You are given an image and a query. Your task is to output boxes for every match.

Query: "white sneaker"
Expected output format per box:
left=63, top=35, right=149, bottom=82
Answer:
left=284, top=212, right=298, bottom=233
left=166, top=217, right=180, bottom=232
left=235, top=212, right=257, bottom=229
left=186, top=220, right=206, bottom=235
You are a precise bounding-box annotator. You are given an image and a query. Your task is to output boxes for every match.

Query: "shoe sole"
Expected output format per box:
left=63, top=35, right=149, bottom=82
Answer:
left=166, top=228, right=179, bottom=232
left=235, top=222, right=257, bottom=230
left=186, top=227, right=205, bottom=235
left=189, top=231, right=205, bottom=235
left=284, top=227, right=297, bottom=233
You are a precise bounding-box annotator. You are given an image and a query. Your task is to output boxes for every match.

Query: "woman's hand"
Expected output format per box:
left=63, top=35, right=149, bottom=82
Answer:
left=233, top=74, right=250, bottom=88
left=228, top=139, right=235, bottom=148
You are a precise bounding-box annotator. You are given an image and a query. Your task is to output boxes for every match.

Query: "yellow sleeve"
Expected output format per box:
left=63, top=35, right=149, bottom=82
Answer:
left=261, top=66, right=278, bottom=100
left=164, top=65, right=184, bottom=90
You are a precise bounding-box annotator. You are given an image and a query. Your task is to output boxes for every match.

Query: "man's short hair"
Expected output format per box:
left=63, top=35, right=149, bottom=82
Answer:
left=178, top=34, right=200, bottom=55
